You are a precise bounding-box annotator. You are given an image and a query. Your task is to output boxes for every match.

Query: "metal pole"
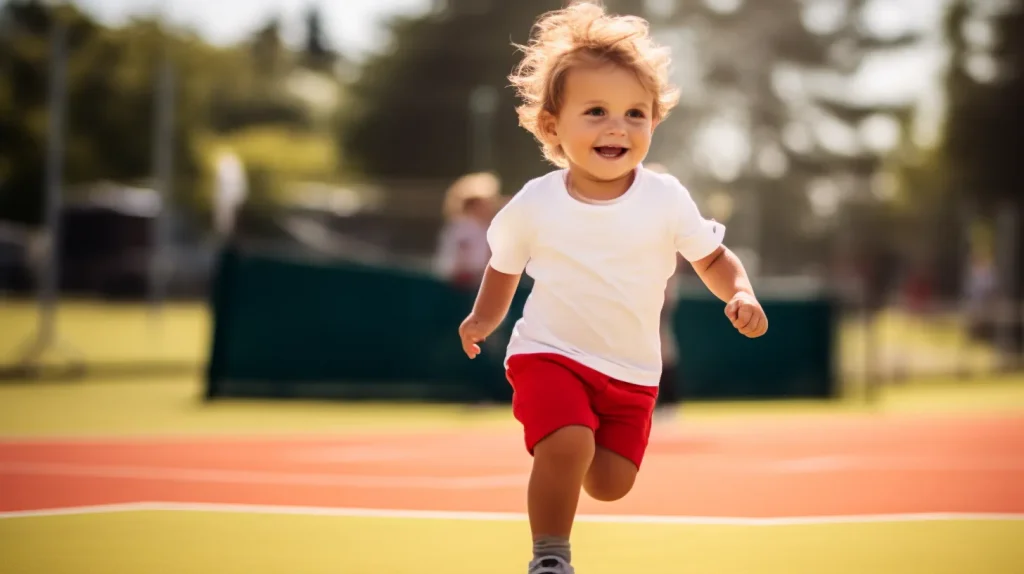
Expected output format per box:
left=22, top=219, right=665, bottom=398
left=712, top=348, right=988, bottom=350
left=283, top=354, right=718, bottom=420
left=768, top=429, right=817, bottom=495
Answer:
left=468, top=85, right=498, bottom=172
left=149, top=45, right=174, bottom=319
left=995, top=202, right=1017, bottom=371
left=38, top=19, right=67, bottom=346
left=955, top=196, right=973, bottom=379
left=10, top=15, right=84, bottom=378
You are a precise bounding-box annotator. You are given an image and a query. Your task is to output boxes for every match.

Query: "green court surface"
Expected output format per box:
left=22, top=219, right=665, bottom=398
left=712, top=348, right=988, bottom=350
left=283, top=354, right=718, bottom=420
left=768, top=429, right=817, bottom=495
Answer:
left=2, top=511, right=1021, bottom=574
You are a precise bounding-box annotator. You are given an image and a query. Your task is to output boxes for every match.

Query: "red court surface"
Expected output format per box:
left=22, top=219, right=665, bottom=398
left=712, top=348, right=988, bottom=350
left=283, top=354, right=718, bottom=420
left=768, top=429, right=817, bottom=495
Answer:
left=2, top=413, right=1023, bottom=518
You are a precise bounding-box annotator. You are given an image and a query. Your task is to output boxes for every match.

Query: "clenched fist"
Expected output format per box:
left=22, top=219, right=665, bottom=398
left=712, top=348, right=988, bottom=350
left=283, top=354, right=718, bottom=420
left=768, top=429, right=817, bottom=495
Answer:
left=725, top=293, right=768, bottom=338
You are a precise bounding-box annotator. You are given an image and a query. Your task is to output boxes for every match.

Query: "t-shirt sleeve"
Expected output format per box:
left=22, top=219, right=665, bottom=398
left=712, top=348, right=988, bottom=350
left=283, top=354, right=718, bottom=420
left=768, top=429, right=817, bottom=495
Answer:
left=671, top=180, right=726, bottom=262
left=486, top=195, right=532, bottom=274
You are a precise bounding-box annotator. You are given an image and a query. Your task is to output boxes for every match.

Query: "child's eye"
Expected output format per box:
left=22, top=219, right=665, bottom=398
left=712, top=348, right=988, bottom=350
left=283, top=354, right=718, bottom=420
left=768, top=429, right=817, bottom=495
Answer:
left=627, top=109, right=646, bottom=119
left=584, top=107, right=606, bottom=116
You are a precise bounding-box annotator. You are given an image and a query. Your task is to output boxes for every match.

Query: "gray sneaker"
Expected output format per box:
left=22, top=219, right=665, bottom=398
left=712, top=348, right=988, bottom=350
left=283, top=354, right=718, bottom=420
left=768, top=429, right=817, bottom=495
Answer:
left=528, top=555, right=575, bottom=574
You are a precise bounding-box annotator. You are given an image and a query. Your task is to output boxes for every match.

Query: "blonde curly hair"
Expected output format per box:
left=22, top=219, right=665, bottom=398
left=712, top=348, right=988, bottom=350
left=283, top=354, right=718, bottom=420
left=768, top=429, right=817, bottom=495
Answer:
left=508, top=1, right=680, bottom=167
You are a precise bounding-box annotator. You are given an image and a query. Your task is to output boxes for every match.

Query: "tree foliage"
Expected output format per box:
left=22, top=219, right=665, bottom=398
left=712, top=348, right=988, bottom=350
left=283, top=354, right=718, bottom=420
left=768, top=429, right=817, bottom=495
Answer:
left=338, top=1, right=573, bottom=188
left=942, top=0, right=1024, bottom=207
left=641, top=0, right=921, bottom=276
left=0, top=0, right=339, bottom=227
left=940, top=0, right=1024, bottom=297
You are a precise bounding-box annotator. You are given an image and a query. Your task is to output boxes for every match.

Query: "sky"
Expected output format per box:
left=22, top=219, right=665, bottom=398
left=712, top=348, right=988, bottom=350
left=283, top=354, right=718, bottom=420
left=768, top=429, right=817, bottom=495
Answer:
left=71, top=0, right=434, bottom=59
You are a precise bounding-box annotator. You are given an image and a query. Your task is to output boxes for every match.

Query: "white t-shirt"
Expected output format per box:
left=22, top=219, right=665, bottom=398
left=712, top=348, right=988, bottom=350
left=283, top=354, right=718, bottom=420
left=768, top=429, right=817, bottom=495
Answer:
left=487, top=166, right=725, bottom=387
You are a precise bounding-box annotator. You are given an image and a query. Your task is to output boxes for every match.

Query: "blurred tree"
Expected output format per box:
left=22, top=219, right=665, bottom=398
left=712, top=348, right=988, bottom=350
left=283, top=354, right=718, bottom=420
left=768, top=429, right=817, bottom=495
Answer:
left=302, top=5, right=337, bottom=73
left=337, top=0, right=571, bottom=190
left=0, top=1, right=202, bottom=223
left=204, top=13, right=342, bottom=214
left=251, top=17, right=284, bottom=78
left=0, top=0, right=339, bottom=229
left=209, top=17, right=312, bottom=133
left=940, top=0, right=1023, bottom=300
left=642, top=0, right=920, bottom=279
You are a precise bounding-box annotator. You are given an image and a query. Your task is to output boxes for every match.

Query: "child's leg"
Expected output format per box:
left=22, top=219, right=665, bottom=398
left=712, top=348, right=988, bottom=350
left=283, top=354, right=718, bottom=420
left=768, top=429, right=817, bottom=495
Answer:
left=529, top=425, right=595, bottom=542
left=506, top=354, right=599, bottom=570
left=583, top=447, right=638, bottom=501
left=584, top=378, right=659, bottom=501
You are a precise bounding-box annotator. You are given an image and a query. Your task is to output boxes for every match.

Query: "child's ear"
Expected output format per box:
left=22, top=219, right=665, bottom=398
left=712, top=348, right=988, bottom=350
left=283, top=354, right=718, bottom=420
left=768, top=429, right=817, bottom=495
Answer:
left=539, top=111, right=560, bottom=146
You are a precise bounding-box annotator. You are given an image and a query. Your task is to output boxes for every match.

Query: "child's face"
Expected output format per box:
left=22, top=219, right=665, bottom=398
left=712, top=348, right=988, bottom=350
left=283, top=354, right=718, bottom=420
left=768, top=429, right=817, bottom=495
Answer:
left=545, top=63, right=657, bottom=181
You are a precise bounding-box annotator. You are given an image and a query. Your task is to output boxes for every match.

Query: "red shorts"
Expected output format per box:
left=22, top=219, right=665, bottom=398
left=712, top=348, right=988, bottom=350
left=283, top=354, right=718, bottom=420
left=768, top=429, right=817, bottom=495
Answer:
left=505, top=353, right=660, bottom=469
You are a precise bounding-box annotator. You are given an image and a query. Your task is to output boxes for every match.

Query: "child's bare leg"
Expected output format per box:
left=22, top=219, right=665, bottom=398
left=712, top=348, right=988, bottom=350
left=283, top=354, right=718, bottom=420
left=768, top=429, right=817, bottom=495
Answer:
left=583, top=447, right=638, bottom=501
left=528, top=425, right=595, bottom=564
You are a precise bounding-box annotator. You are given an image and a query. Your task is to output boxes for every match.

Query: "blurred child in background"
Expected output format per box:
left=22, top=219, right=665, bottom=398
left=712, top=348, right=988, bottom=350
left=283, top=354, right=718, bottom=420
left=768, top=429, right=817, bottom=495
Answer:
left=434, top=172, right=501, bottom=289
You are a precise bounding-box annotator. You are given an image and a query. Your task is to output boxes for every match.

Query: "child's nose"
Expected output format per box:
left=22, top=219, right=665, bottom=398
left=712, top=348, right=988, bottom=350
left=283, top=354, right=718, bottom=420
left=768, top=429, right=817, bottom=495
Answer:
left=605, top=119, right=627, bottom=136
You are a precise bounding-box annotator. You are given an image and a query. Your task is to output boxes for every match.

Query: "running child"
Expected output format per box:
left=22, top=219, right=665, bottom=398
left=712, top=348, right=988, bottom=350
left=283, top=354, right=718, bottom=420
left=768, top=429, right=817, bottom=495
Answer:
left=457, top=3, right=768, bottom=572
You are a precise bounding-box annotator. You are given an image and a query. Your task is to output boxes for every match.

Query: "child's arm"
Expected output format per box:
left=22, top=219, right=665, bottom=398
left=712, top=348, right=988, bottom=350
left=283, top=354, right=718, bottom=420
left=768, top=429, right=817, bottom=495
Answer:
left=459, top=266, right=521, bottom=358
left=670, top=179, right=767, bottom=338
left=691, top=246, right=767, bottom=338
left=690, top=245, right=754, bottom=303
left=458, top=191, right=531, bottom=358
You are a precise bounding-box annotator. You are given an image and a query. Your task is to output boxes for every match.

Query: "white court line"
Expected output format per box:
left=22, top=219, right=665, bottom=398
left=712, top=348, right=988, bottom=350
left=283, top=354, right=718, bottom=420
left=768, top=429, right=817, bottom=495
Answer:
left=0, top=461, right=527, bottom=489
left=5, top=455, right=1022, bottom=490
left=1, top=501, right=1022, bottom=525
left=0, top=503, right=155, bottom=519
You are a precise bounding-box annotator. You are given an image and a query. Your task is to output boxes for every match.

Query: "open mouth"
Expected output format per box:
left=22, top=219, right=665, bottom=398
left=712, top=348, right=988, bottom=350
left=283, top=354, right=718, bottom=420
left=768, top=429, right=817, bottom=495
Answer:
left=594, top=146, right=629, bottom=159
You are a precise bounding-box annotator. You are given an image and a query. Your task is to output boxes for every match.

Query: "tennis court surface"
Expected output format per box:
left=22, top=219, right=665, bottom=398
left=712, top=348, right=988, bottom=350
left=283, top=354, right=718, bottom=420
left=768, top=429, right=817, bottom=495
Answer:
left=1, top=380, right=1023, bottom=573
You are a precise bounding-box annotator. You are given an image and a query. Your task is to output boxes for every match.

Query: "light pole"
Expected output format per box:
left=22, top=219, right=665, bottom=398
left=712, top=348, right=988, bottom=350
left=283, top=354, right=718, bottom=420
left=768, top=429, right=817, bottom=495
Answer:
left=12, top=4, right=84, bottom=378
left=468, top=85, right=498, bottom=173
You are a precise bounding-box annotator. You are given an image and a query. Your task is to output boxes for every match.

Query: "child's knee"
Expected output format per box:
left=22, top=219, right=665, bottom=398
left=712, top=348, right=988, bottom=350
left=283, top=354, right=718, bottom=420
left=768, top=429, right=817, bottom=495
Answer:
left=533, top=425, right=596, bottom=468
left=583, top=448, right=639, bottom=502
left=583, top=471, right=636, bottom=501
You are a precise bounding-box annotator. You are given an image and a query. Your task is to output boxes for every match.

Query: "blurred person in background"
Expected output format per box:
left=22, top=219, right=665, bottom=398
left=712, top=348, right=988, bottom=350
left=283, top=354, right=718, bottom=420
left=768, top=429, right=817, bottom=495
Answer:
left=901, top=263, right=934, bottom=318
left=965, top=249, right=997, bottom=341
left=212, top=148, right=249, bottom=239
left=434, top=172, right=501, bottom=289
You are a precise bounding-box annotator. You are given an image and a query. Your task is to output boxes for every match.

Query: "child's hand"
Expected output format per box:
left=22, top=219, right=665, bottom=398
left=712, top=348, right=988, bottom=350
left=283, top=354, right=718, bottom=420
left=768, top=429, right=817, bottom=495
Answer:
left=725, top=293, right=768, bottom=338
left=458, top=313, right=500, bottom=359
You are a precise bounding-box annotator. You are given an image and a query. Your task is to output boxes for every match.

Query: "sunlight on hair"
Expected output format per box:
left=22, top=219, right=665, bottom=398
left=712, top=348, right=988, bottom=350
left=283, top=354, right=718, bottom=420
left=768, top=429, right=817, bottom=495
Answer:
left=508, top=1, right=680, bottom=167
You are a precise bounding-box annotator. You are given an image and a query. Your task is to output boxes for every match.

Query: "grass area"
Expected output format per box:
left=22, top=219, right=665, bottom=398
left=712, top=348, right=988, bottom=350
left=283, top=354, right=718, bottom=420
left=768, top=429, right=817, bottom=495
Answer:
left=2, top=511, right=1020, bottom=574
left=0, top=300, right=209, bottom=368
left=1, top=371, right=1022, bottom=438
left=838, top=308, right=1001, bottom=379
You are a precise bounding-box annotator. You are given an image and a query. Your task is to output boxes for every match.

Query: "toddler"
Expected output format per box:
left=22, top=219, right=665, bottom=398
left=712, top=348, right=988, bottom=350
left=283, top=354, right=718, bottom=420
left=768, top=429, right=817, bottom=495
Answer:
left=458, top=3, right=768, bottom=572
